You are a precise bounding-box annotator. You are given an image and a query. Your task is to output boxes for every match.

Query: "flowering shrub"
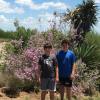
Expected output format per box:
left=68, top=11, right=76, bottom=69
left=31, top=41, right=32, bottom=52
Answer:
left=72, top=59, right=100, bottom=96
left=5, top=47, right=41, bottom=81
left=10, top=37, right=23, bottom=53
left=1, top=34, right=45, bottom=92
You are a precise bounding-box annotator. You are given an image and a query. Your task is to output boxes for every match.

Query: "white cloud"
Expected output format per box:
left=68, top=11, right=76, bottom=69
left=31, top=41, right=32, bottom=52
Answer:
left=0, top=15, right=15, bottom=31
left=0, top=15, right=9, bottom=23
left=21, top=17, right=35, bottom=25
left=15, top=0, right=68, bottom=10
left=32, top=2, right=68, bottom=10
left=15, top=0, right=33, bottom=7
left=14, top=7, right=24, bottom=14
left=0, top=15, right=36, bottom=31
left=0, top=0, right=24, bottom=14
left=40, top=2, right=67, bottom=10
left=95, top=0, right=100, bottom=3
left=0, top=12, right=61, bottom=31
left=38, top=13, right=54, bottom=21
left=0, top=13, right=54, bottom=31
left=0, top=15, right=7, bottom=23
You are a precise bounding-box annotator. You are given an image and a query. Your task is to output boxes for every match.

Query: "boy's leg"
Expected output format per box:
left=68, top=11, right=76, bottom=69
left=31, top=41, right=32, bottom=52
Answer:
left=41, top=78, right=48, bottom=100
left=59, top=85, right=65, bottom=100
left=48, top=78, right=56, bottom=100
left=41, top=91, right=47, bottom=100
left=59, top=77, right=65, bottom=100
left=49, top=91, right=55, bottom=100
left=66, top=87, right=72, bottom=100
left=65, top=77, right=72, bottom=100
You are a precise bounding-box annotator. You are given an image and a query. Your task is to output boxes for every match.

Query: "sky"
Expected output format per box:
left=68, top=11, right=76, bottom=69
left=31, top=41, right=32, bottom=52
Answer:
left=0, top=0, right=100, bottom=32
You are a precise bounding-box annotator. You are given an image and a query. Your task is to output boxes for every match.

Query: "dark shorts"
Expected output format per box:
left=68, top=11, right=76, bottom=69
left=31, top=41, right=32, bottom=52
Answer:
left=41, top=78, right=56, bottom=91
left=59, top=77, right=72, bottom=87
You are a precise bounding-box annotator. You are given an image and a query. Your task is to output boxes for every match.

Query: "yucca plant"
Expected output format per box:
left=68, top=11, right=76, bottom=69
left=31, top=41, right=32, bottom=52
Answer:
left=74, top=32, right=100, bottom=68
left=74, top=32, right=100, bottom=93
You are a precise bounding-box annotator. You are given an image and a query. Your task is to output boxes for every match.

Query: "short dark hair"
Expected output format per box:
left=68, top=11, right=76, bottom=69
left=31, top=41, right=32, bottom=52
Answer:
left=44, top=43, right=52, bottom=49
left=61, top=39, right=69, bottom=46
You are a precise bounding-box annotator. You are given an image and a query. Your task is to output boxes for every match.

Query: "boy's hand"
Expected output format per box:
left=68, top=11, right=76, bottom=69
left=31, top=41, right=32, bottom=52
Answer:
left=37, top=78, right=41, bottom=84
left=56, top=77, right=59, bottom=83
left=70, top=74, right=75, bottom=80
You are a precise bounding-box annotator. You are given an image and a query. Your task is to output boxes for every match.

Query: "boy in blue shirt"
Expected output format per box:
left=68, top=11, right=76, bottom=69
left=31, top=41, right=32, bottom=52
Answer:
left=56, top=39, right=77, bottom=100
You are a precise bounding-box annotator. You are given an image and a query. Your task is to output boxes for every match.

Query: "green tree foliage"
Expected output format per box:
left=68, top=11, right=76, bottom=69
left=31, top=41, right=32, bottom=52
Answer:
left=13, top=19, right=37, bottom=47
left=0, top=29, right=15, bottom=40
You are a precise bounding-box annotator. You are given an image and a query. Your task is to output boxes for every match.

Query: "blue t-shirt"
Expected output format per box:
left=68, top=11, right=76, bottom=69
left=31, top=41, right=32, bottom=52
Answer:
left=56, top=50, right=76, bottom=78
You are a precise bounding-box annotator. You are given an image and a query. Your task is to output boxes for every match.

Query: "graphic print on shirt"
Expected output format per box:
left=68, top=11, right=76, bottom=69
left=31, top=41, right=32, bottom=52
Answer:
left=39, top=54, right=56, bottom=78
left=44, top=57, right=53, bottom=68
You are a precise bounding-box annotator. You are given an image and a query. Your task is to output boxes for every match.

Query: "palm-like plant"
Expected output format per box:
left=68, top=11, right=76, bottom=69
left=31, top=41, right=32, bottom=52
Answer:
left=63, top=0, right=98, bottom=47
left=72, top=0, right=97, bottom=46
left=72, top=0, right=97, bottom=32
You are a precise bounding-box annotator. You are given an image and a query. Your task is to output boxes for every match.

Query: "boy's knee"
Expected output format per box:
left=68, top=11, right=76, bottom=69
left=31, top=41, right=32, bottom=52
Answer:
left=42, top=91, right=47, bottom=95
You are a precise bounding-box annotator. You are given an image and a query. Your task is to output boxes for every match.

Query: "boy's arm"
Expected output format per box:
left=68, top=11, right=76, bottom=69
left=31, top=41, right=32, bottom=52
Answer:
left=72, top=63, right=77, bottom=75
left=71, top=63, right=77, bottom=80
left=37, top=65, right=41, bottom=82
left=71, top=52, right=78, bottom=79
left=56, top=64, right=59, bottom=82
left=37, top=58, right=41, bottom=83
left=54, top=52, right=59, bottom=82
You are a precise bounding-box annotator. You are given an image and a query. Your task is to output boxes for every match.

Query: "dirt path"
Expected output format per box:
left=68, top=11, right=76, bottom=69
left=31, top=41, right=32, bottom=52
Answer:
left=0, top=91, right=40, bottom=100
left=0, top=91, right=59, bottom=100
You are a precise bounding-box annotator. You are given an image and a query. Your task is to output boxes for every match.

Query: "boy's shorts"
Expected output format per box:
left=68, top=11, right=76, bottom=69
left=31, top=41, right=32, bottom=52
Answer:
left=41, top=78, right=56, bottom=91
left=59, top=77, right=72, bottom=87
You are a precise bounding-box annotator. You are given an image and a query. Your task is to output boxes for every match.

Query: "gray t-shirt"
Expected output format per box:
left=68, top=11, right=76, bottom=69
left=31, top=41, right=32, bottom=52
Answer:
left=38, top=54, right=57, bottom=78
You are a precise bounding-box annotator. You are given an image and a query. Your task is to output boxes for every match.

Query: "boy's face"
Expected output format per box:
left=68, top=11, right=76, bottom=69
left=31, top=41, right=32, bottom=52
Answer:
left=44, top=47, right=52, bottom=55
left=62, top=43, right=69, bottom=51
